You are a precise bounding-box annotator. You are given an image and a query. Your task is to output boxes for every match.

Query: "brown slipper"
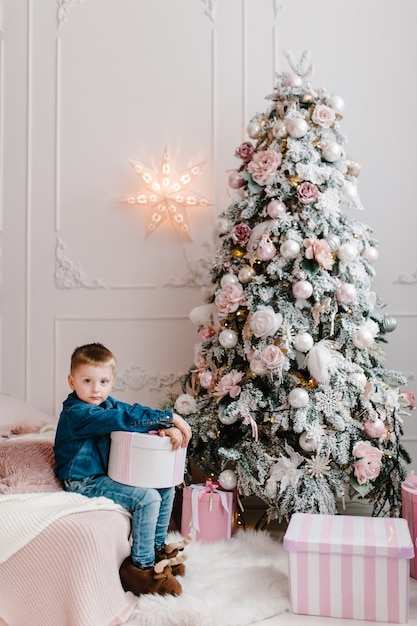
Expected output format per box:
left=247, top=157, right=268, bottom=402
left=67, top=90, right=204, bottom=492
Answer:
left=119, top=556, right=183, bottom=596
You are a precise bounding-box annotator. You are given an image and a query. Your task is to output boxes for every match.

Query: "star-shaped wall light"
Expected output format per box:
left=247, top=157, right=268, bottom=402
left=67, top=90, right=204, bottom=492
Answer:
left=125, top=148, right=210, bottom=239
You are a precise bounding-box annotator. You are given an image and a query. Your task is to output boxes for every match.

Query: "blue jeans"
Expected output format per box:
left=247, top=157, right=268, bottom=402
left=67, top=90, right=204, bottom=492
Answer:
left=64, top=475, right=175, bottom=569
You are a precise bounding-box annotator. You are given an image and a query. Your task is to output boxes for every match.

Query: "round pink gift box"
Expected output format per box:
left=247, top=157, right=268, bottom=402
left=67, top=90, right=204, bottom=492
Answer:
left=108, top=431, right=187, bottom=489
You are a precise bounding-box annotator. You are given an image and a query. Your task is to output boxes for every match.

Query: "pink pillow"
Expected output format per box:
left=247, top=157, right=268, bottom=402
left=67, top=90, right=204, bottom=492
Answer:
left=0, top=434, right=63, bottom=494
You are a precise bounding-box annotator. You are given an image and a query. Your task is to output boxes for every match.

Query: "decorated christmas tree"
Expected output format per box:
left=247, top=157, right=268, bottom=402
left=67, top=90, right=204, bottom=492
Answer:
left=171, top=52, right=415, bottom=520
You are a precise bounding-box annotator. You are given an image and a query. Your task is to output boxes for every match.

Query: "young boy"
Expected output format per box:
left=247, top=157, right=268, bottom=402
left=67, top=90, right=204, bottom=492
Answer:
left=54, top=342, right=192, bottom=596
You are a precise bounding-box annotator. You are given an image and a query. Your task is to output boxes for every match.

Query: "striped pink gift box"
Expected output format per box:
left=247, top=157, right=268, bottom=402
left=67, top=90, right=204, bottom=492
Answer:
left=107, top=431, right=187, bottom=489
left=402, top=471, right=417, bottom=579
left=284, top=513, right=414, bottom=623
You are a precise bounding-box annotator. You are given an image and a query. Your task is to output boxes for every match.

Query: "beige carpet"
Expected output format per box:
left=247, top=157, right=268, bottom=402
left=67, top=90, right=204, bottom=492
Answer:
left=126, top=529, right=290, bottom=626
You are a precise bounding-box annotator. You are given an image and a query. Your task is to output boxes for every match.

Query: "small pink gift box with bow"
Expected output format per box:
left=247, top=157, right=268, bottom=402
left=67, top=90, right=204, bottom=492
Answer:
left=284, top=512, right=414, bottom=624
left=181, top=480, right=235, bottom=542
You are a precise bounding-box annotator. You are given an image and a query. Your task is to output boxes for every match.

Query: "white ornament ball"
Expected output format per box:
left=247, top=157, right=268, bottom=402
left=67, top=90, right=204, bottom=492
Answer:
left=219, top=329, right=238, bottom=349
left=292, top=280, right=313, bottom=300
left=267, top=199, right=287, bottom=219
left=280, top=239, right=301, bottom=259
left=299, top=431, right=316, bottom=452
left=326, top=94, right=345, bottom=113
left=321, top=141, right=342, bottom=162
left=247, top=120, right=261, bottom=139
left=352, top=327, right=374, bottom=349
left=288, top=387, right=309, bottom=408
left=238, top=265, right=255, bottom=284
left=340, top=181, right=357, bottom=202
left=219, top=409, right=238, bottom=425
left=294, top=332, right=314, bottom=352
left=337, top=242, right=357, bottom=263
left=335, top=282, right=357, bottom=305
left=349, top=371, right=367, bottom=390
left=286, top=118, right=309, bottom=138
left=220, top=273, right=239, bottom=289
left=218, top=469, right=237, bottom=490
left=326, top=233, right=341, bottom=252
left=217, top=217, right=230, bottom=234
left=362, top=246, right=379, bottom=263
left=272, top=120, right=286, bottom=139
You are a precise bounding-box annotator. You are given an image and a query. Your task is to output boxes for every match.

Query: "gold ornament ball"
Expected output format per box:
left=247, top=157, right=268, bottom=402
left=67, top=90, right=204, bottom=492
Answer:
left=231, top=246, right=245, bottom=258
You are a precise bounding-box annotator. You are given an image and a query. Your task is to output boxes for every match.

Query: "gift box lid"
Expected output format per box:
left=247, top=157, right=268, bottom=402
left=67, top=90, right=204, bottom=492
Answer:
left=283, top=513, right=414, bottom=559
left=110, top=430, right=173, bottom=450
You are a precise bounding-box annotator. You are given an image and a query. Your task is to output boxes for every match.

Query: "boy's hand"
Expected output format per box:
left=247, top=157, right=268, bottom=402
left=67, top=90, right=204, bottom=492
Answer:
left=159, top=426, right=184, bottom=450
left=172, top=412, right=192, bottom=447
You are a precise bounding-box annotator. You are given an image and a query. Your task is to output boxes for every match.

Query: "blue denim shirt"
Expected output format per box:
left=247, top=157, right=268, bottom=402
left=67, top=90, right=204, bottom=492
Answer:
left=54, top=391, right=173, bottom=480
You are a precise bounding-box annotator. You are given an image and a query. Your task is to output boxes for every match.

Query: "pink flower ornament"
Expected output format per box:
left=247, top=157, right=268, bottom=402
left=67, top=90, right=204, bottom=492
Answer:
left=213, top=370, right=244, bottom=402
left=311, top=104, right=336, bottom=128
left=352, top=440, right=383, bottom=484
left=215, top=282, right=245, bottom=318
left=235, top=141, right=255, bottom=163
left=247, top=149, right=282, bottom=186
left=304, top=238, right=334, bottom=270
left=297, top=182, right=319, bottom=204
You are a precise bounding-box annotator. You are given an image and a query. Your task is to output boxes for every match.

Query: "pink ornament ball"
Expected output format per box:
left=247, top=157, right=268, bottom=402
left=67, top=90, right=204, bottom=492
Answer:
left=352, top=327, right=374, bottom=349
left=335, top=282, right=357, bottom=305
left=200, top=369, right=215, bottom=389
left=267, top=199, right=287, bottom=219
left=238, top=265, right=255, bottom=284
left=283, top=73, right=303, bottom=88
left=257, top=236, right=277, bottom=261
left=228, top=171, right=246, bottom=189
left=292, top=280, right=313, bottom=300
left=364, top=418, right=386, bottom=438
left=220, top=273, right=239, bottom=288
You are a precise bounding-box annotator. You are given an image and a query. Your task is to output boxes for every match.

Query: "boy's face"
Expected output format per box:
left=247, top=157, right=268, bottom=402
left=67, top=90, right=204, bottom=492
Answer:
left=68, top=363, right=115, bottom=405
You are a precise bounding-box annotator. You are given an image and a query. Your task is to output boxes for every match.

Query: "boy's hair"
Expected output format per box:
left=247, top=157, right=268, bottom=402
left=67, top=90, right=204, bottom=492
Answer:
left=70, top=343, right=116, bottom=373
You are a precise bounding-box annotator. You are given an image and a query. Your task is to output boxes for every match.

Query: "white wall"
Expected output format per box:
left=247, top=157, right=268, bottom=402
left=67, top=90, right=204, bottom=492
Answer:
left=1, top=0, right=417, bottom=466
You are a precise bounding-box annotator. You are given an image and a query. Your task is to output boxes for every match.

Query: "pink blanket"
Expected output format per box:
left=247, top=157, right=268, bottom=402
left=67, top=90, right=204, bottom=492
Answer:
left=0, top=510, right=137, bottom=626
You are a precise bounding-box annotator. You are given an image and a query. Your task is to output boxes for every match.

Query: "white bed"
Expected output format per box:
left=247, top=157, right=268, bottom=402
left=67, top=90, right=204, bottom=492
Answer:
left=0, top=395, right=138, bottom=626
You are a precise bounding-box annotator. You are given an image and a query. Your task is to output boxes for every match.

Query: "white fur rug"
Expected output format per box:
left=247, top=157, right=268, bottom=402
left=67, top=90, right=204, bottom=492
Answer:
left=126, top=529, right=290, bottom=626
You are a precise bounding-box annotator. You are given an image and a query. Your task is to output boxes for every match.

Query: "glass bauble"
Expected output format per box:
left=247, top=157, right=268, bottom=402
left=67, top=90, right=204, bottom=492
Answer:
left=220, top=273, right=239, bottom=288
left=218, top=469, right=237, bottom=490
left=238, top=265, right=255, bottom=284
left=294, top=332, right=314, bottom=352
left=280, top=240, right=300, bottom=259
left=299, top=431, right=316, bottom=452
left=364, top=418, right=385, bottom=438
left=292, top=280, right=313, bottom=300
left=288, top=387, right=309, bottom=408
left=219, top=329, right=238, bottom=349
left=287, top=118, right=309, bottom=138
